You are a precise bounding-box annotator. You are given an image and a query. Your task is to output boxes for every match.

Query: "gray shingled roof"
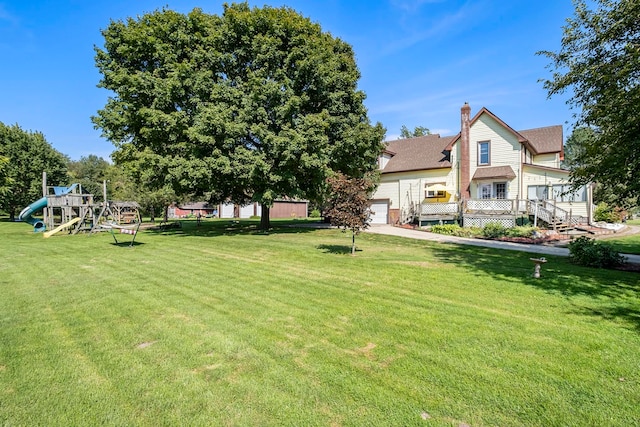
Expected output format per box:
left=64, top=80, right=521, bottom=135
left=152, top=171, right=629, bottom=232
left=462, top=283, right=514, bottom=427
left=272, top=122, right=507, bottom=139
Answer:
left=519, top=125, right=563, bottom=155
left=382, top=134, right=454, bottom=173
left=472, top=166, right=516, bottom=180
left=384, top=108, right=563, bottom=174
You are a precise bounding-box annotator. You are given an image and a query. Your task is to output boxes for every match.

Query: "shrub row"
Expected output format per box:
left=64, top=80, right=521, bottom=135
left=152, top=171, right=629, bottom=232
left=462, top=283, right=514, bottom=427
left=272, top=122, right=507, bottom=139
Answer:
left=430, top=223, right=538, bottom=239
left=429, top=224, right=482, bottom=238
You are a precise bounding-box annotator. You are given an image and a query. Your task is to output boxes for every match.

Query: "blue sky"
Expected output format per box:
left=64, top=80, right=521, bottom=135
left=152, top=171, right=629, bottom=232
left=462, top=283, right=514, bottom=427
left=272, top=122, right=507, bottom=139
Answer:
left=0, top=0, right=576, bottom=161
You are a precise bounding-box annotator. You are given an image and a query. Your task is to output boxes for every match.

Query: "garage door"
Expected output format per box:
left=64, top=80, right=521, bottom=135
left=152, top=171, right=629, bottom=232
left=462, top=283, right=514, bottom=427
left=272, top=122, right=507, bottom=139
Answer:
left=369, top=201, right=388, bottom=224
left=239, top=203, right=255, bottom=218
left=220, top=203, right=235, bottom=218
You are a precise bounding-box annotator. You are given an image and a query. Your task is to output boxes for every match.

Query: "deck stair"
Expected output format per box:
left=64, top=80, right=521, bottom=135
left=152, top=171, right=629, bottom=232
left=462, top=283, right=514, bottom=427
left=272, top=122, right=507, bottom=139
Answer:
left=527, top=200, right=574, bottom=232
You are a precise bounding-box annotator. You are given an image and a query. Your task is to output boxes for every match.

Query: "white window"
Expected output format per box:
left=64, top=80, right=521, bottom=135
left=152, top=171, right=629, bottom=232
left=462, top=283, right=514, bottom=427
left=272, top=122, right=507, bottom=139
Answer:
left=495, top=182, right=507, bottom=199
left=479, top=183, right=492, bottom=199
left=528, top=185, right=548, bottom=200
left=478, top=141, right=490, bottom=165
left=478, top=182, right=507, bottom=199
left=426, top=190, right=446, bottom=198
left=552, top=184, right=586, bottom=202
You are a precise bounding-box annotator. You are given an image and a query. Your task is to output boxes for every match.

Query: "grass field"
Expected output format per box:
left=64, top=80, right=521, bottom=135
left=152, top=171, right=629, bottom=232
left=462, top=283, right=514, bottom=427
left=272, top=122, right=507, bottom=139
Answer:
left=1, top=218, right=639, bottom=426
left=597, top=220, right=640, bottom=255
left=602, top=233, right=640, bottom=255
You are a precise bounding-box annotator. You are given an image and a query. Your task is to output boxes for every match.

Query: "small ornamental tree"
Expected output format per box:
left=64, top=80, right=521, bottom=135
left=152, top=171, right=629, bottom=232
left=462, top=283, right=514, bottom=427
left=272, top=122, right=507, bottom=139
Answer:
left=325, top=173, right=376, bottom=255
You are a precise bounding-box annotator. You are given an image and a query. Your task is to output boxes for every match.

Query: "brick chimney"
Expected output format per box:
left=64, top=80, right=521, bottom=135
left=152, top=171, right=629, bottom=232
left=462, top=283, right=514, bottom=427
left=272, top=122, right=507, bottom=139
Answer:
left=459, top=102, right=471, bottom=200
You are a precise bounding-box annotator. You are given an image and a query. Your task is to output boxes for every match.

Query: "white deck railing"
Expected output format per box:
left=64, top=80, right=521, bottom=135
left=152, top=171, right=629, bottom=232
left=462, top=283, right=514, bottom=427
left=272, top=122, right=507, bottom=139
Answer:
left=418, top=199, right=578, bottom=228
left=420, top=202, right=459, bottom=216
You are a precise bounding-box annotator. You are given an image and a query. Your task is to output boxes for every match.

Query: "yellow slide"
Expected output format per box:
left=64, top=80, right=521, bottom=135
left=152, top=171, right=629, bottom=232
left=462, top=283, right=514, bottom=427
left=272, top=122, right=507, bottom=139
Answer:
left=43, top=217, right=82, bottom=238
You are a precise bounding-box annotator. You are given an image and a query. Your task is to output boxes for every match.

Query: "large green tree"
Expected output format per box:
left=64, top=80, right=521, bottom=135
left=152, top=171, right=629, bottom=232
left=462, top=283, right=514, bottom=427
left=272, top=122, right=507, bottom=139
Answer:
left=561, top=126, right=596, bottom=171
left=67, top=154, right=111, bottom=201
left=0, top=155, right=11, bottom=200
left=93, top=3, right=385, bottom=229
left=563, top=127, right=637, bottom=211
left=0, top=122, right=68, bottom=220
left=104, top=162, right=177, bottom=222
left=540, top=0, right=640, bottom=200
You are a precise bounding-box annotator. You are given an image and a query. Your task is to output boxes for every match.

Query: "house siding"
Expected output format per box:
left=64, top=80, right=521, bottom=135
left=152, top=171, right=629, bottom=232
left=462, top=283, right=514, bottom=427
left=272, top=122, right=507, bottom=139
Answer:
left=531, top=153, right=560, bottom=169
left=522, top=166, right=569, bottom=190
left=467, top=114, right=522, bottom=199
left=556, top=201, right=588, bottom=218
left=374, top=169, right=455, bottom=215
left=522, top=166, right=588, bottom=217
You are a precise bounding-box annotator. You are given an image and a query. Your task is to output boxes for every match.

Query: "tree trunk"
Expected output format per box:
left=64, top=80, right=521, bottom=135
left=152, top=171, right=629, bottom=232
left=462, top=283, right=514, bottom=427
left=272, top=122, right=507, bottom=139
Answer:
left=260, top=204, right=271, bottom=231
left=351, top=230, right=356, bottom=255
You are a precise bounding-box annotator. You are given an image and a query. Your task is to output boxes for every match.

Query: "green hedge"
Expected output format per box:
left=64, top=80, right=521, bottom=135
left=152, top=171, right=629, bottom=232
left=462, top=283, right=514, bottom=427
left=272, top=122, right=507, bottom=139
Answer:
left=568, top=236, right=626, bottom=268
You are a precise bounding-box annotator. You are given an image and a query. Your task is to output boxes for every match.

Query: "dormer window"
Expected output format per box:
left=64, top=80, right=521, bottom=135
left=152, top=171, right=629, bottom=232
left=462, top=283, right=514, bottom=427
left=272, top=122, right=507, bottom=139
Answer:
left=478, top=141, right=490, bottom=165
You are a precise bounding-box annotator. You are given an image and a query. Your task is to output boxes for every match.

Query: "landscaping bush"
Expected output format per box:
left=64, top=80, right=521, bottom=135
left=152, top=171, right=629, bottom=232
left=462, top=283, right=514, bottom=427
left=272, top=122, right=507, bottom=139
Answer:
left=455, top=226, right=483, bottom=238
left=568, top=236, right=626, bottom=268
left=310, top=209, right=321, bottom=218
left=430, top=224, right=482, bottom=238
left=482, top=222, right=507, bottom=239
left=594, top=202, right=625, bottom=223
left=430, top=224, right=462, bottom=235
left=516, top=216, right=531, bottom=226
left=506, top=225, right=537, bottom=238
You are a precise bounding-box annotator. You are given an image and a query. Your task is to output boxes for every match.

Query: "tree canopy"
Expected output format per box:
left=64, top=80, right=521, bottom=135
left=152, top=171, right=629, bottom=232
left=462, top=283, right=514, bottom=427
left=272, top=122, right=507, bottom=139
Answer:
left=93, top=3, right=385, bottom=228
left=67, top=155, right=111, bottom=201
left=0, top=155, right=11, bottom=199
left=561, top=126, right=595, bottom=171
left=0, top=122, right=68, bottom=219
left=540, top=0, right=640, bottom=200
left=399, top=125, right=430, bottom=139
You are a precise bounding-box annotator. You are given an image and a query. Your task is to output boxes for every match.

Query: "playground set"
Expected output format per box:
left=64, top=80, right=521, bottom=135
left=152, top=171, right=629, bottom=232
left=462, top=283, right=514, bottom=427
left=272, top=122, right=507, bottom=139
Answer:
left=18, top=172, right=142, bottom=245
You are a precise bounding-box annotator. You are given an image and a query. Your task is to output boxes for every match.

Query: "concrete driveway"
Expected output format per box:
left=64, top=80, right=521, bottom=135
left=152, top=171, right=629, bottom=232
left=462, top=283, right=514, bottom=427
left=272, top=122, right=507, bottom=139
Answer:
left=365, top=225, right=640, bottom=265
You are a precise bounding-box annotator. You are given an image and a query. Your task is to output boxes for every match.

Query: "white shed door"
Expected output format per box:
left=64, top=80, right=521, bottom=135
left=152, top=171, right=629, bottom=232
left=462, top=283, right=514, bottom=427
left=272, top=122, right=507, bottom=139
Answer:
left=239, top=204, right=254, bottom=218
left=220, top=203, right=235, bottom=218
left=369, top=201, right=388, bottom=224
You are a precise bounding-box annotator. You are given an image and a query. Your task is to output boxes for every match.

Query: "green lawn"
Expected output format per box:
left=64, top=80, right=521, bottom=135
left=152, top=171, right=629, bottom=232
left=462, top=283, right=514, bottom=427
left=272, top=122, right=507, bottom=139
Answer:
left=1, top=219, right=639, bottom=426
left=596, top=220, right=640, bottom=255
left=601, top=233, right=640, bottom=255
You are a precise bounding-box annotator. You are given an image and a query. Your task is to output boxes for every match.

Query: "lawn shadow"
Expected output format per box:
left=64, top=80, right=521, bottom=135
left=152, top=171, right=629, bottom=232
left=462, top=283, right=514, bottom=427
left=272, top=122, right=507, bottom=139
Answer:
left=316, top=244, right=355, bottom=255
left=145, top=219, right=322, bottom=238
left=426, top=242, right=640, bottom=332
left=110, top=241, right=145, bottom=248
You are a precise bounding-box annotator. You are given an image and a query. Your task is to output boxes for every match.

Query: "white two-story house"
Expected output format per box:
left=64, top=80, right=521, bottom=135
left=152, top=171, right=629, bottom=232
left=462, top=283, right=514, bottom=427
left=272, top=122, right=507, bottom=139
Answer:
left=371, top=103, right=593, bottom=228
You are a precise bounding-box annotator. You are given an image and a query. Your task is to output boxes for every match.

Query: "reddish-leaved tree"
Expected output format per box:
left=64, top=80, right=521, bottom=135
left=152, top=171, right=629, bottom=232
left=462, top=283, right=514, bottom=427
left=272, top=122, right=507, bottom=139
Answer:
left=325, top=173, right=377, bottom=255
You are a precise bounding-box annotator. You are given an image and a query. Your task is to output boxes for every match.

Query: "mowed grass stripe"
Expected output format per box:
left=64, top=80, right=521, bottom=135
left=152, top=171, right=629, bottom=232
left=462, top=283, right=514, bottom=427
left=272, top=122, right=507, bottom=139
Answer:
left=1, top=220, right=639, bottom=426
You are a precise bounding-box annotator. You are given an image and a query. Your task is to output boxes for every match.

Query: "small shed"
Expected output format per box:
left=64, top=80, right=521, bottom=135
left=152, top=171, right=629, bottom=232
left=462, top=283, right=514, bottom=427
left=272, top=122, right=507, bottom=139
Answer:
left=271, top=200, right=308, bottom=219
left=111, top=201, right=141, bottom=224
